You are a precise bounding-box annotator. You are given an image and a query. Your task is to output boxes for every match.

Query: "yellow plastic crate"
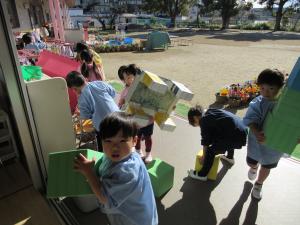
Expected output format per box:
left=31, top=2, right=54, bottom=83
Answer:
left=194, top=149, right=220, bottom=180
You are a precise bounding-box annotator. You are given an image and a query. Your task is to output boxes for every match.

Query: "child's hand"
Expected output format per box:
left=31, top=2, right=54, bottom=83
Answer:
left=253, top=130, right=265, bottom=144
left=74, top=107, right=80, bottom=116
left=74, top=153, right=95, bottom=177
left=199, top=155, right=205, bottom=164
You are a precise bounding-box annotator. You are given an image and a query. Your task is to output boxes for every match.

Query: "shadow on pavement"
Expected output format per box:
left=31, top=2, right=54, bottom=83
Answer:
left=218, top=181, right=257, bottom=225
left=157, top=165, right=229, bottom=225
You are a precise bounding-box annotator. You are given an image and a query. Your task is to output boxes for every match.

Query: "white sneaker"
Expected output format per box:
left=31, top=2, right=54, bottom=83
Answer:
left=252, top=183, right=263, bottom=200
left=144, top=152, right=153, bottom=163
left=220, top=155, right=235, bottom=165
left=135, top=149, right=144, bottom=158
left=248, top=167, right=258, bottom=181
left=187, top=169, right=208, bottom=181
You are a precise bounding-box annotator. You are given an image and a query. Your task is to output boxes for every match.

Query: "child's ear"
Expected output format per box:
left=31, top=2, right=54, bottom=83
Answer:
left=132, top=135, right=138, bottom=146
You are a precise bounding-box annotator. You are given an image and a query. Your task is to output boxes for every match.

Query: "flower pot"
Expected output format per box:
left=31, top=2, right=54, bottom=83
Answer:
left=215, top=93, right=228, bottom=104
left=228, top=97, right=241, bottom=108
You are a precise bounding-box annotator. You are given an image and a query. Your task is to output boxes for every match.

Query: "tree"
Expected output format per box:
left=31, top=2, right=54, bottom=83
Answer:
left=248, top=13, right=257, bottom=22
left=195, top=0, right=215, bottom=27
left=215, top=0, right=240, bottom=29
left=143, top=0, right=196, bottom=27
left=195, top=0, right=250, bottom=29
left=259, top=0, right=300, bottom=31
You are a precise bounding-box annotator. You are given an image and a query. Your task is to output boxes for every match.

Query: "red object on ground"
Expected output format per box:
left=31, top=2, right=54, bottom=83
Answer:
left=36, top=50, right=80, bottom=113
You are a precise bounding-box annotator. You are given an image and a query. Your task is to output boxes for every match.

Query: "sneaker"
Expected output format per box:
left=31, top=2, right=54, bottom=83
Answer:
left=144, top=152, right=153, bottom=163
left=252, top=183, right=263, bottom=200
left=135, top=149, right=144, bottom=158
left=248, top=167, right=258, bottom=181
left=220, top=155, right=235, bottom=165
left=187, top=169, right=208, bottom=181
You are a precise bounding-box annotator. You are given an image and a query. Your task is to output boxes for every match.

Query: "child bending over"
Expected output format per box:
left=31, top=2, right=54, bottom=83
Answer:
left=188, top=105, right=248, bottom=181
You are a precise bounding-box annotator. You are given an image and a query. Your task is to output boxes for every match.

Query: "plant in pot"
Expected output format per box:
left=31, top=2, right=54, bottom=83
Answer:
left=215, top=87, right=228, bottom=104
left=228, top=84, right=242, bottom=108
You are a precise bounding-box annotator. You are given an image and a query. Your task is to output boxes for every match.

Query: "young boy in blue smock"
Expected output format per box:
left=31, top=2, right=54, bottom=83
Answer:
left=74, top=112, right=158, bottom=225
left=66, top=71, right=119, bottom=151
left=243, top=69, right=285, bottom=200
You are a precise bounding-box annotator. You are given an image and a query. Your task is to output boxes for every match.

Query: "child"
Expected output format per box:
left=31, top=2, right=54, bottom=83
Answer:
left=243, top=68, right=285, bottom=200
left=80, top=50, right=105, bottom=81
left=74, top=42, right=104, bottom=69
left=187, top=105, right=248, bottom=181
left=74, top=112, right=158, bottom=225
left=22, top=33, right=43, bottom=54
left=118, top=64, right=155, bottom=163
left=66, top=71, right=119, bottom=151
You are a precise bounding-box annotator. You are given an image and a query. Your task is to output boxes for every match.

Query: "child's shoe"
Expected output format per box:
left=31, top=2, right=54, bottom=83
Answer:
left=135, top=149, right=144, bottom=158
left=248, top=167, right=258, bottom=181
left=187, top=169, right=207, bottom=181
left=220, top=155, right=235, bottom=165
left=144, top=152, right=153, bottom=163
left=252, top=182, right=263, bottom=200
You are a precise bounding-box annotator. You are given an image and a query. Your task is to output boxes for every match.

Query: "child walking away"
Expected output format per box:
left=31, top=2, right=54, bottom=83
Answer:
left=74, top=112, right=158, bottom=225
left=118, top=64, right=155, bottom=163
left=243, top=69, right=285, bottom=200
left=66, top=71, right=119, bottom=151
left=187, top=105, right=248, bottom=181
left=80, top=50, right=105, bottom=81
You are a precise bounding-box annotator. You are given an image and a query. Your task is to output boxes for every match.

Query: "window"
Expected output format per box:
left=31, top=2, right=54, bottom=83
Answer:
left=4, top=0, right=20, bottom=28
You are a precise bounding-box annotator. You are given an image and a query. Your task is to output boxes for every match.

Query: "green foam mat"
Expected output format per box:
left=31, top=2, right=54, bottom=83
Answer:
left=292, top=144, right=300, bottom=160
left=108, top=80, right=124, bottom=93
left=264, top=114, right=300, bottom=155
left=47, top=149, right=104, bottom=198
left=146, top=158, right=174, bottom=198
left=286, top=57, right=300, bottom=91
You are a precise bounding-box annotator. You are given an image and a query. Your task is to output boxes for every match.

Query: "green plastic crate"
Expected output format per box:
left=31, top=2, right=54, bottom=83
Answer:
left=47, top=149, right=104, bottom=198
left=21, top=65, right=42, bottom=81
left=146, top=158, right=174, bottom=198
left=264, top=114, right=300, bottom=155
left=273, top=88, right=300, bottom=119
left=292, top=144, right=300, bottom=160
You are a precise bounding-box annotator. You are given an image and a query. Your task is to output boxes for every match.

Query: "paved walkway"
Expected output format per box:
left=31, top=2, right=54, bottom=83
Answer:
left=68, top=115, right=300, bottom=225
left=154, top=116, right=300, bottom=225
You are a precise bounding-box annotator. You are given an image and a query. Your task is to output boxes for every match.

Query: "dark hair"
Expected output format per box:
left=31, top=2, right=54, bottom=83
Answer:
left=257, top=69, right=285, bottom=88
left=99, top=112, right=138, bottom=139
left=123, top=64, right=141, bottom=77
left=80, top=50, right=103, bottom=80
left=74, top=42, right=88, bottom=52
left=118, top=65, right=127, bottom=80
left=65, top=71, right=85, bottom=88
left=22, top=33, right=32, bottom=45
left=188, top=105, right=204, bottom=126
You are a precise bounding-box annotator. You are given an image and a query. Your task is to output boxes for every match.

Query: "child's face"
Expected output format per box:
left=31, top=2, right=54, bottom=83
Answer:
left=72, top=86, right=82, bottom=95
left=102, top=130, right=137, bottom=162
left=259, top=84, right=280, bottom=100
left=123, top=73, right=135, bottom=86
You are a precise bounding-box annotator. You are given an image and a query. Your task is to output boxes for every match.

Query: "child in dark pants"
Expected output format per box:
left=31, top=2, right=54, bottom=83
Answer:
left=187, top=105, right=248, bottom=181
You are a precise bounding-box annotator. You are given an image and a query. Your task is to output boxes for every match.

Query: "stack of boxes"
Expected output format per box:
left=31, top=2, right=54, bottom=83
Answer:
left=124, top=70, right=194, bottom=131
left=264, top=58, right=300, bottom=157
